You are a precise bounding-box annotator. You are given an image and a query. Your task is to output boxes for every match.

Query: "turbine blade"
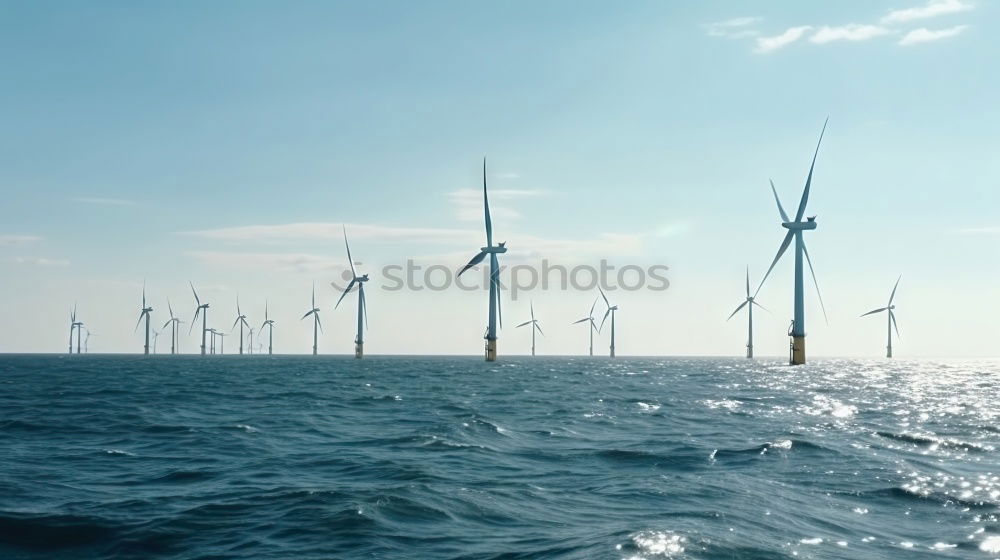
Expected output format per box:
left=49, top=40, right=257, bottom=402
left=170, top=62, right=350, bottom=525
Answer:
left=888, top=274, right=901, bottom=306
left=483, top=157, right=493, bottom=247
left=770, top=180, right=790, bottom=223
left=361, top=287, right=368, bottom=331
left=745, top=267, right=750, bottom=298
left=802, top=241, right=828, bottom=325
left=598, top=285, right=610, bottom=308
left=168, top=298, right=174, bottom=320
left=343, top=225, right=357, bottom=278
left=795, top=118, right=828, bottom=222
left=458, top=251, right=487, bottom=277
left=334, top=279, right=357, bottom=309
left=311, top=282, right=316, bottom=309
left=572, top=317, right=590, bottom=324
left=301, top=310, right=314, bottom=320
left=530, top=300, right=535, bottom=322
left=890, top=310, right=900, bottom=339
left=189, top=308, right=200, bottom=334
left=751, top=300, right=771, bottom=314
left=163, top=319, right=172, bottom=329
left=600, top=307, right=611, bottom=332
left=516, top=320, right=532, bottom=328
left=232, top=316, right=240, bottom=330
left=589, top=296, right=598, bottom=318
left=316, top=313, right=323, bottom=333
left=134, top=314, right=143, bottom=332
left=861, top=307, right=887, bottom=317
left=189, top=281, right=200, bottom=306
left=754, top=230, right=794, bottom=298
left=535, top=322, right=544, bottom=336
left=726, top=300, right=749, bottom=321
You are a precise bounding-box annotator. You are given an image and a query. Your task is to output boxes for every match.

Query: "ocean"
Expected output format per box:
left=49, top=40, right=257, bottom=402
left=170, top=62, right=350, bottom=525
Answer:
left=0, top=355, right=997, bottom=559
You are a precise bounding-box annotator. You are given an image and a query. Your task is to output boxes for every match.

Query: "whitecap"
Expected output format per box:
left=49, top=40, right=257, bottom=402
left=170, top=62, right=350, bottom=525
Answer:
left=980, top=535, right=1000, bottom=553
left=235, top=424, right=259, bottom=433
left=104, top=449, right=134, bottom=456
left=629, top=530, right=685, bottom=557
left=800, top=537, right=823, bottom=545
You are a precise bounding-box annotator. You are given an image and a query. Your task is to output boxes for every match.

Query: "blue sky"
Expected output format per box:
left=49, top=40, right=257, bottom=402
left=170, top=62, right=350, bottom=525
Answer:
left=1, top=0, right=997, bottom=356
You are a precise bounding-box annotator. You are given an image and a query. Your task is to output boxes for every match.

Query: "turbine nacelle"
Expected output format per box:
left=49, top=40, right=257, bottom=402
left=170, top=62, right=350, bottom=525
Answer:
left=481, top=244, right=507, bottom=254
left=781, top=221, right=817, bottom=231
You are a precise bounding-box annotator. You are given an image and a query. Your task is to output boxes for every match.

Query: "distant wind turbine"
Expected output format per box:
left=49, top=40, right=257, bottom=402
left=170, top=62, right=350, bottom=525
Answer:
left=754, top=119, right=829, bottom=365
left=260, top=301, right=275, bottom=355
left=457, top=158, right=507, bottom=361
left=247, top=327, right=254, bottom=355
left=207, top=328, right=217, bottom=354
left=152, top=330, right=161, bottom=354
left=217, top=331, right=226, bottom=355
left=598, top=286, right=619, bottom=358
left=516, top=301, right=544, bottom=356
left=232, top=296, right=250, bottom=355
left=163, top=299, right=182, bottom=355
left=68, top=305, right=80, bottom=355
left=571, top=297, right=600, bottom=356
left=84, top=329, right=93, bottom=353
left=189, top=282, right=210, bottom=355
left=301, top=283, right=322, bottom=355
left=727, top=268, right=769, bottom=359
left=861, top=275, right=902, bottom=358
left=335, top=226, right=369, bottom=359
left=135, top=283, right=153, bottom=355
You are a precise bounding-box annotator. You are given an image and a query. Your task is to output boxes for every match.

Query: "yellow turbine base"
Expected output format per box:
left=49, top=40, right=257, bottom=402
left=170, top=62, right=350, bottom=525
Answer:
left=791, top=336, right=806, bottom=365
left=485, top=339, right=497, bottom=362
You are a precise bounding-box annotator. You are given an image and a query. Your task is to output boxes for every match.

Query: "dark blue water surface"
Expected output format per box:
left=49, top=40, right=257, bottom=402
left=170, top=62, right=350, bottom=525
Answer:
left=1, top=355, right=998, bottom=559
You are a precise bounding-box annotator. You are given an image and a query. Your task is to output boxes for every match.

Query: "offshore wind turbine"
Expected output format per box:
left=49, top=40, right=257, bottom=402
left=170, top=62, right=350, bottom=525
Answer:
left=755, top=119, right=830, bottom=365
left=189, top=282, right=210, bottom=355
left=232, top=296, right=250, bottom=355
left=217, top=332, right=226, bottom=355
left=260, top=302, right=275, bottom=355
left=301, top=283, right=322, bottom=355
left=207, top=328, right=217, bottom=354
left=458, top=158, right=507, bottom=362
left=727, top=268, right=769, bottom=359
left=861, top=275, right=902, bottom=358
left=247, top=327, right=254, bottom=355
left=152, top=330, right=161, bottom=354
left=516, top=301, right=544, bottom=356
left=163, top=299, right=182, bottom=355
left=84, top=329, right=93, bottom=353
left=572, top=297, right=600, bottom=356
left=335, top=226, right=369, bottom=359
left=68, top=305, right=75, bottom=354
left=598, top=286, right=619, bottom=358
left=135, top=284, right=153, bottom=355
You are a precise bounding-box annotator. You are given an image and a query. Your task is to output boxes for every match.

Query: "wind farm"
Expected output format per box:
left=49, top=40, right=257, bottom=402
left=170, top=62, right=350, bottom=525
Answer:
left=7, top=5, right=997, bottom=559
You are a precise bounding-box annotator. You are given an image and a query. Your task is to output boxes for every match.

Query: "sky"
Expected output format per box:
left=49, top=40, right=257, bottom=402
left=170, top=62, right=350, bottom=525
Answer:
left=1, top=0, right=997, bottom=357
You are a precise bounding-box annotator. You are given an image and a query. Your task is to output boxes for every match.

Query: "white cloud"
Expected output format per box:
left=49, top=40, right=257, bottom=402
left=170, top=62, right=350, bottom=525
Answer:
left=898, top=24, right=969, bottom=45
left=187, top=251, right=344, bottom=273
left=705, top=17, right=762, bottom=38
left=181, top=222, right=479, bottom=244
left=811, top=24, right=893, bottom=44
left=882, top=0, right=973, bottom=23
left=0, top=235, right=41, bottom=245
left=448, top=188, right=545, bottom=223
left=10, top=256, right=69, bottom=267
left=755, top=26, right=813, bottom=53
left=958, top=225, right=1000, bottom=234
left=72, top=197, right=137, bottom=206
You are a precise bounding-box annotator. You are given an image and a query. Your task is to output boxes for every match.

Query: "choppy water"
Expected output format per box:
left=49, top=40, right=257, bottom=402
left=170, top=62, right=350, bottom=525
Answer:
left=1, top=355, right=998, bottom=559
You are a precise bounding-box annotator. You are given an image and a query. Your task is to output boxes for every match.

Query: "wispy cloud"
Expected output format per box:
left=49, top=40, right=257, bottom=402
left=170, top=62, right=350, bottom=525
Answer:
left=0, top=234, right=41, bottom=245
left=882, top=0, right=974, bottom=24
left=181, top=222, right=478, bottom=244
left=10, top=256, right=69, bottom=267
left=811, top=24, right=893, bottom=44
left=72, top=197, right=138, bottom=206
left=448, top=188, right=545, bottom=222
left=187, top=251, right=343, bottom=273
left=957, top=225, right=1000, bottom=235
left=705, top=17, right=762, bottom=39
left=755, top=26, right=813, bottom=53
left=898, top=24, right=969, bottom=45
